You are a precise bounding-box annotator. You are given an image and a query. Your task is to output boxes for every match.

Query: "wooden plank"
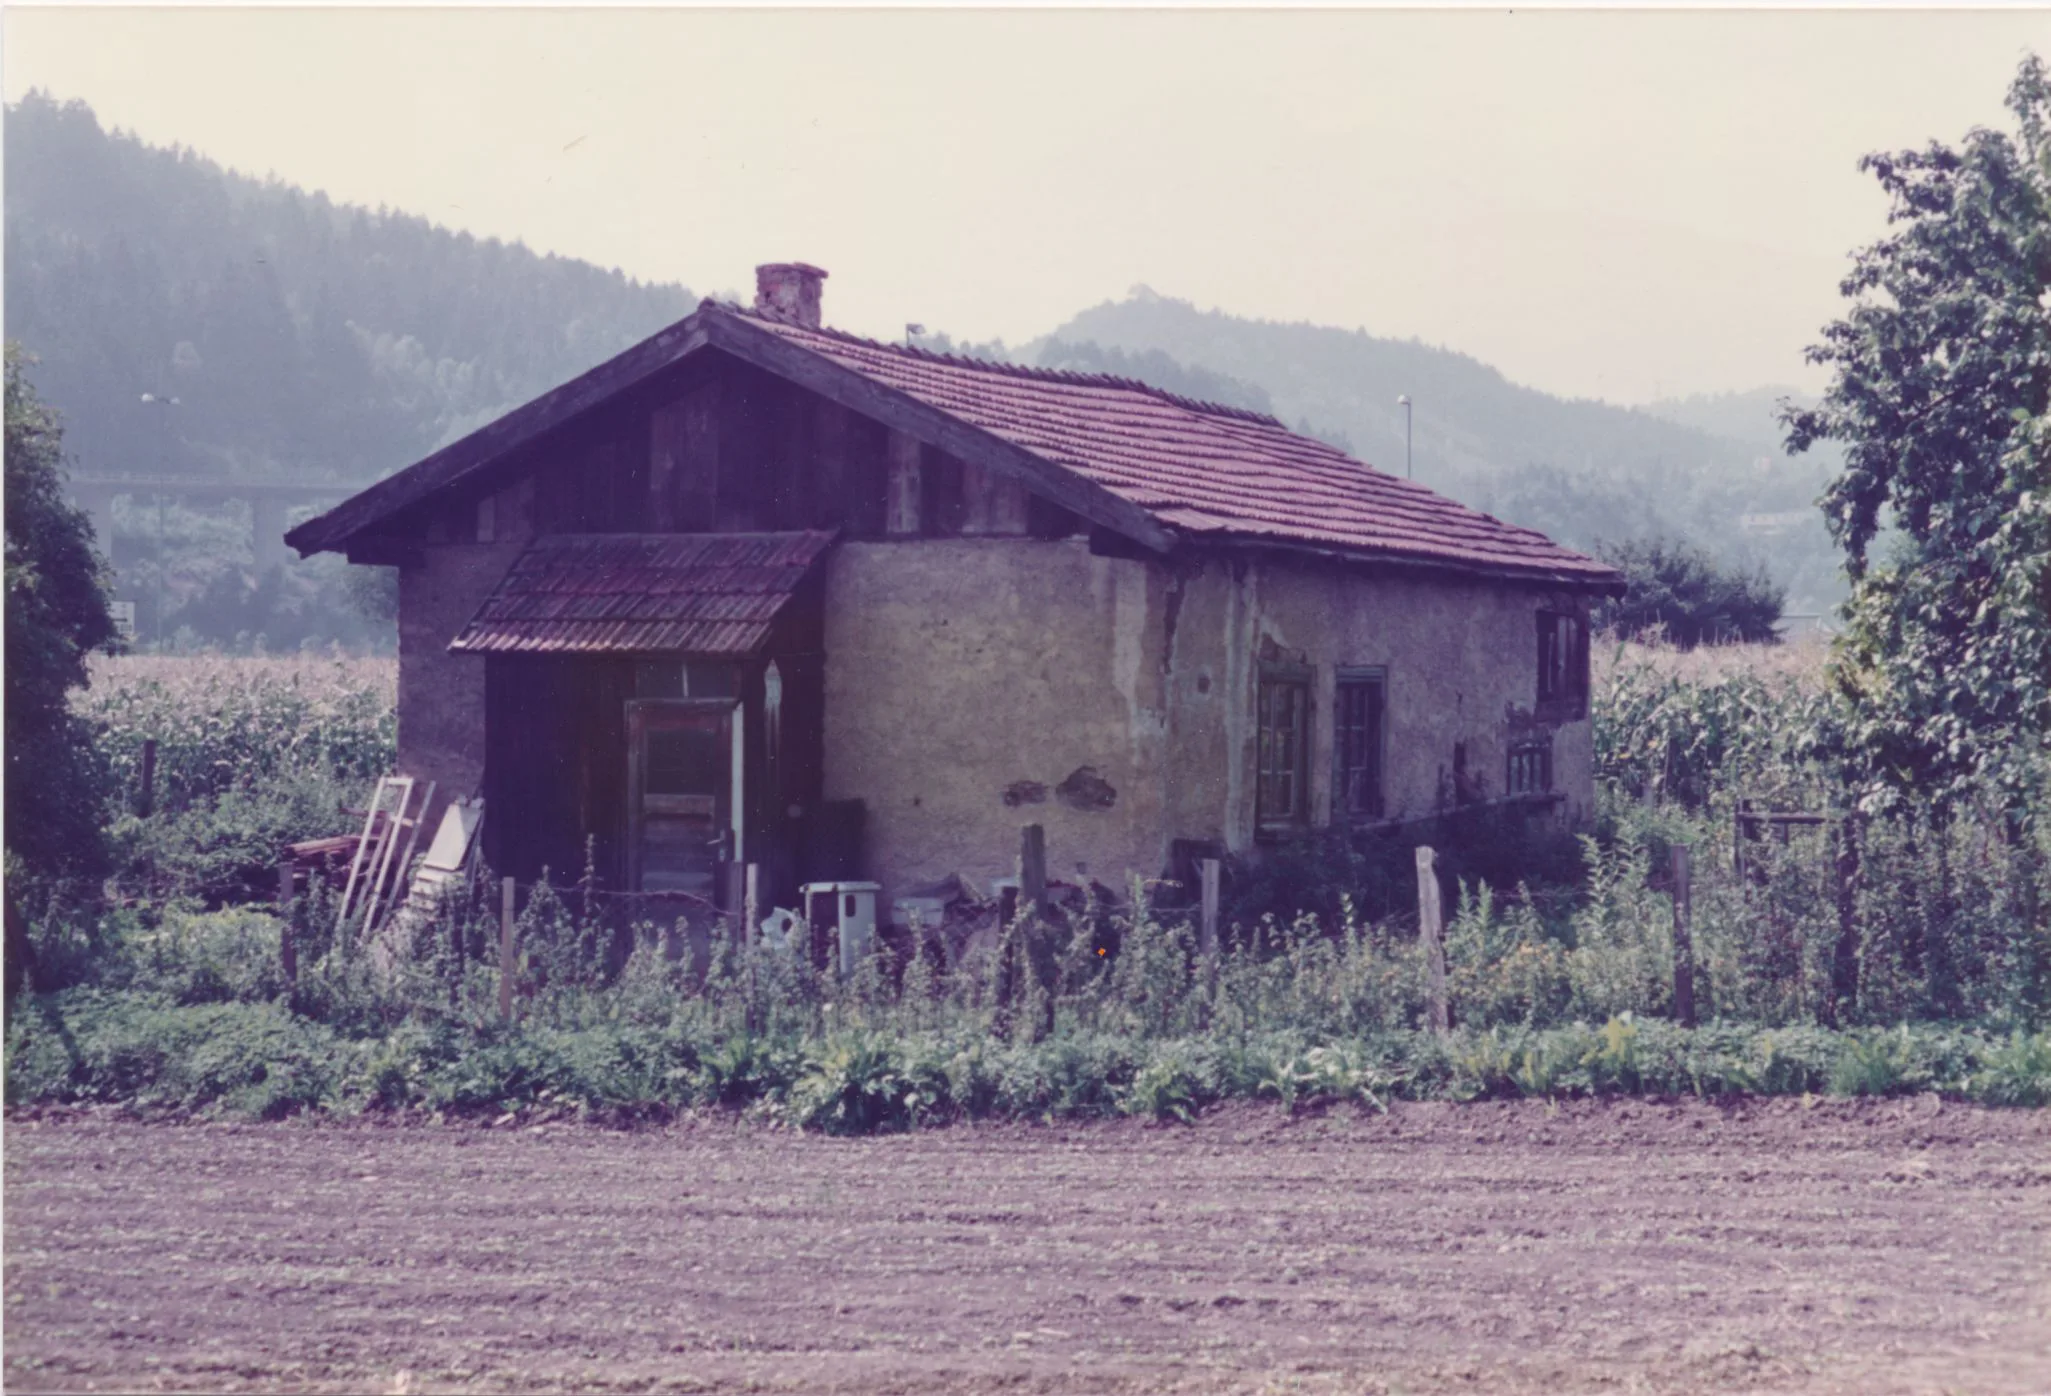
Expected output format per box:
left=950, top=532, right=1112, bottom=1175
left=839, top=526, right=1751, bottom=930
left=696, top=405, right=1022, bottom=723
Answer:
left=1671, top=843, right=1695, bottom=1028
left=992, top=466, right=1032, bottom=535
left=498, top=876, right=517, bottom=1024
left=278, top=855, right=297, bottom=985
left=886, top=430, right=922, bottom=536
left=1416, top=845, right=1449, bottom=1036
left=373, top=780, right=435, bottom=936
left=678, top=381, right=720, bottom=532
left=357, top=777, right=416, bottom=941
left=705, top=310, right=1177, bottom=554
left=334, top=776, right=394, bottom=936
left=813, top=399, right=848, bottom=530
left=648, top=399, right=686, bottom=530
left=1199, top=857, right=1221, bottom=962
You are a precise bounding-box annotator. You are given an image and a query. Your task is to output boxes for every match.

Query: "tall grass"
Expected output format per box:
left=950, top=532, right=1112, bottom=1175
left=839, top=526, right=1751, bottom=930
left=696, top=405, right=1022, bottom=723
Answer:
left=11, top=643, right=2048, bottom=1126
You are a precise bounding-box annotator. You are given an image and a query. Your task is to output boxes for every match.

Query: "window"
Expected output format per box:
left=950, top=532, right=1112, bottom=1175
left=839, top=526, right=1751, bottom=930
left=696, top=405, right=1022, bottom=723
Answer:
left=633, top=659, right=739, bottom=700
left=1536, top=610, right=1590, bottom=718
left=1333, top=667, right=1386, bottom=821
left=1256, top=665, right=1311, bottom=832
left=1507, top=737, right=1554, bottom=796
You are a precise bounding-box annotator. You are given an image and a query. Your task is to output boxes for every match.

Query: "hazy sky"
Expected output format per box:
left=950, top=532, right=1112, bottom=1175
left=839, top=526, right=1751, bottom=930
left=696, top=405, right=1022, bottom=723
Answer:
left=7, top=6, right=2049, bottom=405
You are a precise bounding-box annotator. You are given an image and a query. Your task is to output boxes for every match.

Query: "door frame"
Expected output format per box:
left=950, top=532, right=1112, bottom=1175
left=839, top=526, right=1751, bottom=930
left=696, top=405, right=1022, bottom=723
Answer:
left=624, top=697, right=742, bottom=896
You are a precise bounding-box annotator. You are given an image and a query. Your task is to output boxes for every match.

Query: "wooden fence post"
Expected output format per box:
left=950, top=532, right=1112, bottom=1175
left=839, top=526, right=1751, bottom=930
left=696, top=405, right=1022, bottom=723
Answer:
left=1670, top=843, right=1695, bottom=1028
left=498, top=876, right=517, bottom=1025
left=1416, top=845, right=1449, bottom=1036
left=138, top=738, right=157, bottom=818
left=277, top=855, right=297, bottom=984
left=1829, top=812, right=1863, bottom=1024
left=1199, top=858, right=1221, bottom=962
left=1019, top=824, right=1048, bottom=918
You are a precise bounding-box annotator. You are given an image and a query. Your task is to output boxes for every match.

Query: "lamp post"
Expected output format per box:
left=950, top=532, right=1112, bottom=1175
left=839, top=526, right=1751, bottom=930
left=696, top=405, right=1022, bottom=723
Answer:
left=139, top=393, right=180, bottom=645
left=1397, top=394, right=1413, bottom=480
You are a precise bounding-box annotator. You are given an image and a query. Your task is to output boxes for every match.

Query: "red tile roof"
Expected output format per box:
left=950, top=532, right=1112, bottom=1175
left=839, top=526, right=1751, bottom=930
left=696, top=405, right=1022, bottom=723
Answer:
left=449, top=531, right=834, bottom=655
left=734, top=307, right=1618, bottom=586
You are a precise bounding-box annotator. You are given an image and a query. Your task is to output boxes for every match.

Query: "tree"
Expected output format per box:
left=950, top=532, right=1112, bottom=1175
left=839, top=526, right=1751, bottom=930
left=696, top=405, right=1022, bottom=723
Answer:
left=5, top=344, right=117, bottom=901
left=1591, top=537, right=1785, bottom=649
left=1784, top=56, right=2051, bottom=816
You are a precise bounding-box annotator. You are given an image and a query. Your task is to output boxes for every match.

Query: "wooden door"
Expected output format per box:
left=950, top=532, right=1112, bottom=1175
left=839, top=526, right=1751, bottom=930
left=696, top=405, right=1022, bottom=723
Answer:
left=626, top=700, right=734, bottom=898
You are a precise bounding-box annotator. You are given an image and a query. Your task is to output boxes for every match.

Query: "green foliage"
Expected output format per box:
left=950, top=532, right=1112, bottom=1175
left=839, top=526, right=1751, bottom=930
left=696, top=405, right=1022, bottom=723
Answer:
left=12, top=984, right=2047, bottom=1126
left=5, top=345, right=117, bottom=889
left=1785, top=57, right=2051, bottom=816
left=1593, top=536, right=1785, bottom=648
left=1593, top=646, right=1822, bottom=806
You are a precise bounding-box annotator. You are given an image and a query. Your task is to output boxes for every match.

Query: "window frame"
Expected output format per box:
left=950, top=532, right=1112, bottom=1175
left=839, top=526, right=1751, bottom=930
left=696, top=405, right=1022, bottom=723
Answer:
left=1255, top=661, right=1313, bottom=836
left=1535, top=609, right=1590, bottom=720
left=1332, top=665, right=1388, bottom=824
left=1506, top=736, right=1555, bottom=797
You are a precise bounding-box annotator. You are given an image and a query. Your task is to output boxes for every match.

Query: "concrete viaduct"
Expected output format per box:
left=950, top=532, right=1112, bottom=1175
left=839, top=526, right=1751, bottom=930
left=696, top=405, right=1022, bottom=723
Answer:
left=65, top=476, right=354, bottom=572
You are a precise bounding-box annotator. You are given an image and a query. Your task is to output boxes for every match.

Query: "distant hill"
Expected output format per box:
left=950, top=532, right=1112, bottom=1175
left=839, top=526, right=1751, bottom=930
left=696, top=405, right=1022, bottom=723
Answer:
left=4, top=91, right=695, bottom=489
left=1031, top=290, right=1845, bottom=613
left=5, top=93, right=1848, bottom=639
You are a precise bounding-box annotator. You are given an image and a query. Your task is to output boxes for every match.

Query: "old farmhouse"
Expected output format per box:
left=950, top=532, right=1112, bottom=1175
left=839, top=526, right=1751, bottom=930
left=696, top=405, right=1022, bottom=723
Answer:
left=287, top=264, right=1623, bottom=921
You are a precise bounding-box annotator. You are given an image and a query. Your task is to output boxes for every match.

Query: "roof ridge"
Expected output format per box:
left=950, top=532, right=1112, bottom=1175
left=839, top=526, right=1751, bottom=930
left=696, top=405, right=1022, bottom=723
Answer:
left=718, top=301, right=1289, bottom=430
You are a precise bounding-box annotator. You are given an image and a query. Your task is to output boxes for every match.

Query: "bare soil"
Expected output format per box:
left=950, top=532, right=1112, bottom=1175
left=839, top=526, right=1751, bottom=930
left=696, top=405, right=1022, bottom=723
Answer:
left=6, top=1098, right=2049, bottom=1395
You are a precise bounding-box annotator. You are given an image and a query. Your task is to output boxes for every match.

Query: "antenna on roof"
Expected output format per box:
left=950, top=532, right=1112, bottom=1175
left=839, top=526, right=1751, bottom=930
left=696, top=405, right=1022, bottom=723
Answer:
left=1397, top=395, right=1413, bottom=480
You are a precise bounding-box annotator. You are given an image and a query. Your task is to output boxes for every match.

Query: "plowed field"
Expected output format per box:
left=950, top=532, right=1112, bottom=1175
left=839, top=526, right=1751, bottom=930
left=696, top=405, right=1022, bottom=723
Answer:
left=5, top=1098, right=2049, bottom=1394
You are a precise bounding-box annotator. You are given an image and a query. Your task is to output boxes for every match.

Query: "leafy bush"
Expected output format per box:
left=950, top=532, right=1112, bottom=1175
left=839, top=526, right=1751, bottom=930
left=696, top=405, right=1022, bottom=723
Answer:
left=1593, top=536, right=1786, bottom=649
left=13, top=988, right=2047, bottom=1126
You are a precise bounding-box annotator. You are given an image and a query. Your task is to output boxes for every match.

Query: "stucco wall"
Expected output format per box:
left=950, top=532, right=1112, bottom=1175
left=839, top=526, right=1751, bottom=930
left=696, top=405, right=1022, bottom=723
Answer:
left=821, top=538, right=1174, bottom=907
left=395, top=483, right=533, bottom=824
left=820, top=540, right=1593, bottom=911
left=1159, top=556, right=1595, bottom=852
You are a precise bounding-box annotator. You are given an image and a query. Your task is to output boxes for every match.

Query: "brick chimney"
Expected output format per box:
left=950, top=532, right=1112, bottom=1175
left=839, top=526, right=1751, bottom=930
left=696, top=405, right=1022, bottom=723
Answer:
left=754, top=263, right=828, bottom=328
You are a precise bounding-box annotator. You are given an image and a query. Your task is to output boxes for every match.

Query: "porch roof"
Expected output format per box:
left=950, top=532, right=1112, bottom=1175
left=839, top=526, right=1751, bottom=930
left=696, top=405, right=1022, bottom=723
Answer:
left=449, top=530, right=835, bottom=656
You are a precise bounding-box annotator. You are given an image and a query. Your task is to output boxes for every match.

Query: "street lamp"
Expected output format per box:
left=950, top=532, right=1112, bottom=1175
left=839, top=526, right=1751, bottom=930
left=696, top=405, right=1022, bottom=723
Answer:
left=1397, top=394, right=1413, bottom=480
left=139, top=392, right=180, bottom=645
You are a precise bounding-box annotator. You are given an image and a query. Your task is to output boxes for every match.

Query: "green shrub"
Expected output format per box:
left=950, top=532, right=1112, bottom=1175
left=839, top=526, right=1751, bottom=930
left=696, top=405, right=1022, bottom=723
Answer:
left=4, top=989, right=350, bottom=1116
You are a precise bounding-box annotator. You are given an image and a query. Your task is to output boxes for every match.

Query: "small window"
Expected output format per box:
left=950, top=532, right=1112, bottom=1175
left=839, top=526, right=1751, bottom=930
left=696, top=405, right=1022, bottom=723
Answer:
left=634, top=659, right=740, bottom=700
left=1257, top=665, right=1311, bottom=832
left=1333, top=667, right=1386, bottom=821
left=1536, top=610, right=1589, bottom=718
left=1507, top=738, right=1554, bottom=796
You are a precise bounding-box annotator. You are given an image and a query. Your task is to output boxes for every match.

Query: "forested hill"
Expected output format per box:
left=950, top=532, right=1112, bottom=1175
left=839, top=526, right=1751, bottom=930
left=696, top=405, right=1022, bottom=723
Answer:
left=1035, top=290, right=1844, bottom=611
left=3, top=92, right=696, bottom=488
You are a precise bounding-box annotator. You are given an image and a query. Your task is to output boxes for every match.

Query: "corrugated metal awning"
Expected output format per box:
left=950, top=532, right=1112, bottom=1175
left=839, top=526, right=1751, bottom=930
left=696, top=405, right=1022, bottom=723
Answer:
left=449, top=531, right=837, bottom=656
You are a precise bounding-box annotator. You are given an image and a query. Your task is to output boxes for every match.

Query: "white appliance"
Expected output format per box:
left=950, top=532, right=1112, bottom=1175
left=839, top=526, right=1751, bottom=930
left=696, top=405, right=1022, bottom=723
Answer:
left=800, top=881, right=881, bottom=978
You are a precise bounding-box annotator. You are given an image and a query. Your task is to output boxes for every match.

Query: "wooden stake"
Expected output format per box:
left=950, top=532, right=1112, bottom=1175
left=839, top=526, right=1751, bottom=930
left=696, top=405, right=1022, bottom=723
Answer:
left=1416, top=845, right=1449, bottom=1035
left=1019, top=824, right=1048, bottom=918
left=743, top=863, right=760, bottom=944
left=498, top=876, right=517, bottom=1025
left=1199, top=858, right=1221, bottom=962
left=138, top=738, right=157, bottom=818
left=1829, top=812, right=1863, bottom=1024
left=277, top=855, right=297, bottom=985
left=1670, top=843, right=1695, bottom=1028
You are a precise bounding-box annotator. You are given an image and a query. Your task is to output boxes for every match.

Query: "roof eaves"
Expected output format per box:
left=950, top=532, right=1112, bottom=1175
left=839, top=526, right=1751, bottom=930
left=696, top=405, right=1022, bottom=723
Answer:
left=1183, top=528, right=1627, bottom=594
